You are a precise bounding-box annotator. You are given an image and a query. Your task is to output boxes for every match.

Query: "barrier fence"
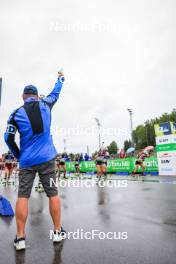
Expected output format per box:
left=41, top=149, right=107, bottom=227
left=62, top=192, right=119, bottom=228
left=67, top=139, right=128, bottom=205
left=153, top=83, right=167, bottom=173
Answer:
left=65, top=157, right=158, bottom=174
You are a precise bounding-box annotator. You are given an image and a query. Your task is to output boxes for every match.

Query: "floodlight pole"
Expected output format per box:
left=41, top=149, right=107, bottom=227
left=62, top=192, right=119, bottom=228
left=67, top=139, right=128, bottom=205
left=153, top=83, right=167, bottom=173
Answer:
left=95, top=118, right=102, bottom=150
left=127, top=108, right=133, bottom=145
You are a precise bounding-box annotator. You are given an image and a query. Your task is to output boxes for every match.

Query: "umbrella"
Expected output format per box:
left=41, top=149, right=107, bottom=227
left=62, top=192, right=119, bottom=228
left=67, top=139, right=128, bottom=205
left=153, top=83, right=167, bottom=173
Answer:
left=0, top=195, right=14, bottom=216
left=144, top=146, right=154, bottom=151
left=126, top=147, right=135, bottom=154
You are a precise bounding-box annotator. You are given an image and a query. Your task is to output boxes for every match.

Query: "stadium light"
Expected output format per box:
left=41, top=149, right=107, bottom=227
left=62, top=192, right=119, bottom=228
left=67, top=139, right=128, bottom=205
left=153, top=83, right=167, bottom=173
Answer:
left=63, top=138, right=66, bottom=153
left=127, top=108, right=134, bottom=145
left=95, top=117, right=101, bottom=150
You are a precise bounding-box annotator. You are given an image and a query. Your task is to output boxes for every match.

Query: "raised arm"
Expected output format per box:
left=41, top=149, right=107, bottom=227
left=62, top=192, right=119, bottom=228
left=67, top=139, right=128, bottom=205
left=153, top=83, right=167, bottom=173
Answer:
left=4, top=111, right=20, bottom=159
left=43, top=72, right=65, bottom=109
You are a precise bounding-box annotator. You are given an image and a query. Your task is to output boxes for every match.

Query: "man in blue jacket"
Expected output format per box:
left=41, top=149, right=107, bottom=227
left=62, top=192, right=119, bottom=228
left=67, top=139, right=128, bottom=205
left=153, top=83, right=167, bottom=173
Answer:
left=4, top=72, right=65, bottom=250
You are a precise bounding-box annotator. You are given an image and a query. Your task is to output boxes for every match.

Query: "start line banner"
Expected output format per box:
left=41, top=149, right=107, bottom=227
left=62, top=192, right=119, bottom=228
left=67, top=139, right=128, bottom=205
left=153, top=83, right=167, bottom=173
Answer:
left=65, top=157, right=158, bottom=173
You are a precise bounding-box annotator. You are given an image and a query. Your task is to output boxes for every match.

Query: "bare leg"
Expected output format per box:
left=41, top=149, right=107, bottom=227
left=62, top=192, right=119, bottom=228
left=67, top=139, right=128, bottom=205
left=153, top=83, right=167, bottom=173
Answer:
left=7, top=169, right=13, bottom=181
left=141, top=164, right=146, bottom=175
left=96, top=165, right=101, bottom=179
left=49, top=196, right=61, bottom=231
left=56, top=168, right=59, bottom=178
left=63, top=165, right=67, bottom=179
left=102, top=165, right=107, bottom=178
left=16, top=198, right=28, bottom=237
left=133, top=165, right=139, bottom=174
left=4, top=169, right=8, bottom=181
left=100, top=166, right=105, bottom=179
left=7, top=170, right=10, bottom=181
left=58, top=166, right=62, bottom=179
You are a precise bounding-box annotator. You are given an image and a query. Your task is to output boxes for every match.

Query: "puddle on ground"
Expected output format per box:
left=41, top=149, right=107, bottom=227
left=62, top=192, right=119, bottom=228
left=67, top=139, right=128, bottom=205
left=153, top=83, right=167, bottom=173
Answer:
left=163, top=219, right=176, bottom=226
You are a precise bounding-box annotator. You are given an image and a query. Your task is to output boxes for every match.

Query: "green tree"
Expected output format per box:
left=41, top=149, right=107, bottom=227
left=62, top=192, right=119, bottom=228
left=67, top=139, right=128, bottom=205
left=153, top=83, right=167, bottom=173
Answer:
left=132, top=125, right=147, bottom=150
left=129, top=110, right=176, bottom=150
left=107, top=141, right=118, bottom=154
left=123, top=140, right=132, bottom=152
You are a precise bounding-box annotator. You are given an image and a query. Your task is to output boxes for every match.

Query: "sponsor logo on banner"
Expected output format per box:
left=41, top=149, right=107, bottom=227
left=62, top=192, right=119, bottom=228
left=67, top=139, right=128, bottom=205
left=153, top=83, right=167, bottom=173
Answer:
left=161, top=159, right=170, bottom=164
left=155, top=122, right=176, bottom=137
left=156, top=134, right=176, bottom=146
left=155, top=122, right=172, bottom=137
left=154, top=122, right=176, bottom=137
left=157, top=151, right=176, bottom=175
left=159, top=139, right=168, bottom=143
left=156, top=136, right=170, bottom=145
left=171, top=122, right=176, bottom=135
left=156, top=144, right=176, bottom=152
left=158, top=152, right=172, bottom=158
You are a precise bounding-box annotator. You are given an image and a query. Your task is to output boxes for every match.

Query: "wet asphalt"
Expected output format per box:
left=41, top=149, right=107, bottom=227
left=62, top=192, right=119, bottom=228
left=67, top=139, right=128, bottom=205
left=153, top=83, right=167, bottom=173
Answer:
left=0, top=177, right=176, bottom=264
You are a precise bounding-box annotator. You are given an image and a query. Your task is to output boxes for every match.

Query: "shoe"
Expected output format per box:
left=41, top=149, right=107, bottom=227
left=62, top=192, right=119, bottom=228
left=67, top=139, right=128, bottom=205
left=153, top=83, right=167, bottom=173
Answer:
left=37, top=187, right=44, bottom=193
left=7, top=180, right=12, bottom=185
left=131, top=172, right=135, bottom=177
left=2, top=179, right=7, bottom=185
left=53, top=227, right=66, bottom=243
left=35, top=184, right=44, bottom=193
left=14, top=236, right=26, bottom=251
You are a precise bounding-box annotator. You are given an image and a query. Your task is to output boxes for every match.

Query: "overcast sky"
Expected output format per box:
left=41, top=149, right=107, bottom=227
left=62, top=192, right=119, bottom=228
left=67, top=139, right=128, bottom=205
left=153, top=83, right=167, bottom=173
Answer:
left=0, top=0, right=176, bottom=154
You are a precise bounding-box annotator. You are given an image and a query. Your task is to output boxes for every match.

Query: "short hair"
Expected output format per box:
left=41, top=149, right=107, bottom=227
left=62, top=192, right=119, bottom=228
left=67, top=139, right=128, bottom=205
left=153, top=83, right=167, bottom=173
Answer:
left=23, top=94, right=38, bottom=100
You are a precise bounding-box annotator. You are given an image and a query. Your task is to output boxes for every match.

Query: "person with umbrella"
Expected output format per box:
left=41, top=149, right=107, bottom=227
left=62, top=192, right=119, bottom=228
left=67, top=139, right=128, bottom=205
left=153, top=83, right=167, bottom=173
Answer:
left=126, top=147, right=135, bottom=157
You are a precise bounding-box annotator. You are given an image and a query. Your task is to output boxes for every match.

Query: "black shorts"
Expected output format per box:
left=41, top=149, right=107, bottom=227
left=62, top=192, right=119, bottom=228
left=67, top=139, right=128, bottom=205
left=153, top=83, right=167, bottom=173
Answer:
left=59, top=161, right=65, bottom=166
left=104, top=161, right=108, bottom=166
left=135, top=160, right=143, bottom=165
left=96, top=160, right=104, bottom=166
left=18, top=159, right=58, bottom=198
left=5, top=163, right=13, bottom=170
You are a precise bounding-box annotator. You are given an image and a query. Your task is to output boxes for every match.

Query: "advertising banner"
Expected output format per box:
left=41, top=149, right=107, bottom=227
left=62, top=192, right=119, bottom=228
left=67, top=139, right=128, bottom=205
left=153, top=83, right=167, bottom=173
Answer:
left=154, top=122, right=172, bottom=137
left=156, top=144, right=176, bottom=152
left=131, top=157, right=158, bottom=172
left=155, top=122, right=176, bottom=175
left=157, top=151, right=176, bottom=176
left=107, top=158, right=132, bottom=172
left=171, top=122, right=176, bottom=135
left=156, top=135, right=176, bottom=145
left=65, top=157, right=158, bottom=173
